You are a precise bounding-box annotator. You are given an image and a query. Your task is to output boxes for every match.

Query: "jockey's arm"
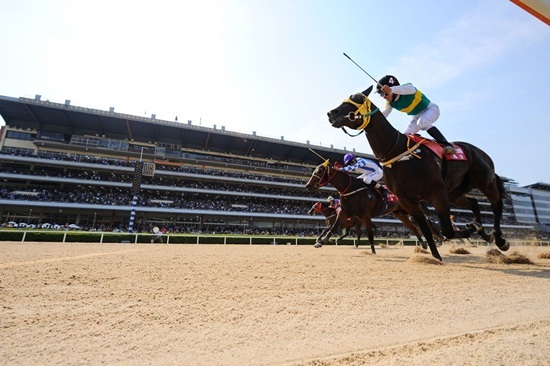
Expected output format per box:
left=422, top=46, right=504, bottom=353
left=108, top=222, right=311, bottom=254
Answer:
left=389, top=84, right=416, bottom=95
left=342, top=158, right=367, bottom=173
left=382, top=102, right=393, bottom=118
left=341, top=163, right=358, bottom=173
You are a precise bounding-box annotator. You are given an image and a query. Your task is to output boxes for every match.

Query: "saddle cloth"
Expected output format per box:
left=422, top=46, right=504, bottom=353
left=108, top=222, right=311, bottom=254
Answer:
left=407, top=134, right=467, bottom=161
left=385, top=189, right=398, bottom=203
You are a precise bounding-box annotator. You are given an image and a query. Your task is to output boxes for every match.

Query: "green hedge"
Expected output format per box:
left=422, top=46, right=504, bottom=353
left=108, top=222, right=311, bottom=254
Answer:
left=167, top=235, right=197, bottom=244
left=24, top=231, right=65, bottom=242
left=65, top=233, right=103, bottom=242
left=0, top=230, right=25, bottom=241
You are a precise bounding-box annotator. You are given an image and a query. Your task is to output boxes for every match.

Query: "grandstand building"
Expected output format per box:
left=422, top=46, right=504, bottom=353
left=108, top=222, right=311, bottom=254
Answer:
left=0, top=94, right=544, bottom=239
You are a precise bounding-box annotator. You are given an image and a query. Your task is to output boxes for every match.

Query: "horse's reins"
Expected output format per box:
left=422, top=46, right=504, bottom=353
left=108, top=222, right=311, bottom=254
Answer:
left=325, top=165, right=369, bottom=197
left=342, top=95, right=423, bottom=168
left=313, top=160, right=376, bottom=198
left=339, top=186, right=370, bottom=197
left=313, top=162, right=338, bottom=188
left=314, top=161, right=387, bottom=216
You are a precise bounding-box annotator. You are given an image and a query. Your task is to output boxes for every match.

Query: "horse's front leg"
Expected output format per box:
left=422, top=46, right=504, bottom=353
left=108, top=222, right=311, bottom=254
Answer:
left=426, top=217, right=445, bottom=246
left=393, top=210, right=428, bottom=250
left=315, top=227, right=330, bottom=247
left=401, top=199, right=443, bottom=261
left=316, top=218, right=340, bottom=248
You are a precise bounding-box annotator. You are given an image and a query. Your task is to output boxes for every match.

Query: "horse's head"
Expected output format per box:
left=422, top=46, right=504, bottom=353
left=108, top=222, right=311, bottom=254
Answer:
left=327, top=85, right=377, bottom=130
left=305, top=160, right=332, bottom=192
left=307, top=202, right=323, bottom=215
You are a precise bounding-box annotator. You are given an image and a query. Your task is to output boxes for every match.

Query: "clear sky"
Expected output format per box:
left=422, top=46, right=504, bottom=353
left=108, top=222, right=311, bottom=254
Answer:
left=1, top=0, right=549, bottom=186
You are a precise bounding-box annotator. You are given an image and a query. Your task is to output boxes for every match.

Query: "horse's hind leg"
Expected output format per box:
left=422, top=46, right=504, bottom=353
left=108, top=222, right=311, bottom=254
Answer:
left=335, top=228, right=347, bottom=245
left=490, top=198, right=509, bottom=251
left=363, top=218, right=376, bottom=254
left=483, top=180, right=509, bottom=251
left=354, top=222, right=362, bottom=248
left=464, top=174, right=509, bottom=251
left=453, top=195, right=494, bottom=242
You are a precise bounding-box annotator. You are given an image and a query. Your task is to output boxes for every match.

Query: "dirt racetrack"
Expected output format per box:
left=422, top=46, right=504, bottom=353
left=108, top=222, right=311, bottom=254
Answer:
left=1, top=241, right=549, bottom=365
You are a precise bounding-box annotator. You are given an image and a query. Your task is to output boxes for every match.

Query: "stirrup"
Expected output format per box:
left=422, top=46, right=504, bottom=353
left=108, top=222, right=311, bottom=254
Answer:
left=369, top=181, right=381, bottom=189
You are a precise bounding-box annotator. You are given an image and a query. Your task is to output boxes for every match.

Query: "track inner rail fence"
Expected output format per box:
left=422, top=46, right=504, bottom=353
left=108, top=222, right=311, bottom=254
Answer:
left=3, top=230, right=549, bottom=247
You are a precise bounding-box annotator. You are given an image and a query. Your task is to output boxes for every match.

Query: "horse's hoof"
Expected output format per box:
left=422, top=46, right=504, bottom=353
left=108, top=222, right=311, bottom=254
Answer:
left=466, top=222, right=482, bottom=233
left=479, top=231, right=493, bottom=242
left=354, top=243, right=358, bottom=248
left=421, top=243, right=428, bottom=250
left=497, top=239, right=509, bottom=252
left=314, top=242, right=323, bottom=248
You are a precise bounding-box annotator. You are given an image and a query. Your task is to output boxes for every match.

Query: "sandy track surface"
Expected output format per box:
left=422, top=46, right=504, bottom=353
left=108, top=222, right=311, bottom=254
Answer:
left=1, top=242, right=549, bottom=365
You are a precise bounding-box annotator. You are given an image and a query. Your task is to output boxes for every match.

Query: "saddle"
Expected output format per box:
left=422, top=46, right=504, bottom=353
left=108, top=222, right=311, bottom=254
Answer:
left=372, top=184, right=397, bottom=216
left=407, top=134, right=467, bottom=161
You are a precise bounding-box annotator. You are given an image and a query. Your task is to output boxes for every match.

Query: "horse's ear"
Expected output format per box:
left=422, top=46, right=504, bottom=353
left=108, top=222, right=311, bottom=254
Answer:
left=362, top=85, right=373, bottom=96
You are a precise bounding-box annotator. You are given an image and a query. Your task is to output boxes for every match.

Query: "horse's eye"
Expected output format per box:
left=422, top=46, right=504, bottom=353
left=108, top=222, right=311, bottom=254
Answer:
left=346, top=112, right=356, bottom=120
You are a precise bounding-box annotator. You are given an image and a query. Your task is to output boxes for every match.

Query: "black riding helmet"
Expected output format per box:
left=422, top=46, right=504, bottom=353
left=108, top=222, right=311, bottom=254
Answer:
left=376, top=75, right=399, bottom=95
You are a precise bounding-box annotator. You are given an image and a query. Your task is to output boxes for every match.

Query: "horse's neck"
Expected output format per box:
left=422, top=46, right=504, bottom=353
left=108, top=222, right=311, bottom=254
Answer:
left=328, top=170, right=353, bottom=192
left=323, top=208, right=336, bottom=218
left=365, top=112, right=402, bottom=160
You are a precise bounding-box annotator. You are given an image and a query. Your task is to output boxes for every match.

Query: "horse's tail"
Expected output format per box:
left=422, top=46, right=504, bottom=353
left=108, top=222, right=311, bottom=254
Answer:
left=496, top=174, right=509, bottom=200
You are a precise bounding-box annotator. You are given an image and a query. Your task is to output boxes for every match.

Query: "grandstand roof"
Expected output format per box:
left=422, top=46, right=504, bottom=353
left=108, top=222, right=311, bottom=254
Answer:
left=0, top=95, right=370, bottom=165
left=525, top=182, right=550, bottom=191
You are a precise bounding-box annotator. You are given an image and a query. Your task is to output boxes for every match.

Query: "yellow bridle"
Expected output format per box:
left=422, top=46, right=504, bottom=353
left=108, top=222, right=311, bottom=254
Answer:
left=342, top=94, right=379, bottom=130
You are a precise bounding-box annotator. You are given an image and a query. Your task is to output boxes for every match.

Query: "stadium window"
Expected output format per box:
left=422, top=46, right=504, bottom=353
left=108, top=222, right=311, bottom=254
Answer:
left=6, top=130, right=35, bottom=141
left=37, top=131, right=64, bottom=142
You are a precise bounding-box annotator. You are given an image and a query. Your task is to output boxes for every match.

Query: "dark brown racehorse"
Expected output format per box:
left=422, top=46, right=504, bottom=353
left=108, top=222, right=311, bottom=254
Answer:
left=305, top=161, right=442, bottom=253
left=308, top=201, right=362, bottom=245
left=326, top=86, right=509, bottom=261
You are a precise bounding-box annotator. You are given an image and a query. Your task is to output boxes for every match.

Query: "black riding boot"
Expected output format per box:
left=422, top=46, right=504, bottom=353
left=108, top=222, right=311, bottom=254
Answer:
left=369, top=181, right=381, bottom=189
left=427, top=127, right=456, bottom=154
